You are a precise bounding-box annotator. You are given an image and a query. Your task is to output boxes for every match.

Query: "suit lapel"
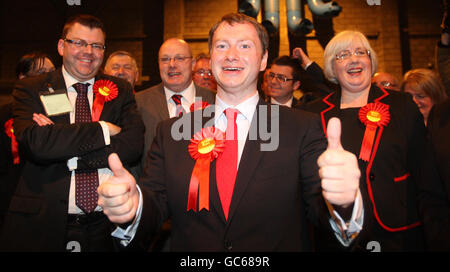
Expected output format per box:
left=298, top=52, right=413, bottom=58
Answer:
left=320, top=91, right=340, bottom=136
left=157, top=83, right=170, bottom=120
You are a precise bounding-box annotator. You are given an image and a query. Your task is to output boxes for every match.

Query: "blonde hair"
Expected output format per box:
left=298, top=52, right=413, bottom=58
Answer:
left=323, top=30, right=378, bottom=84
left=401, top=68, right=448, bottom=104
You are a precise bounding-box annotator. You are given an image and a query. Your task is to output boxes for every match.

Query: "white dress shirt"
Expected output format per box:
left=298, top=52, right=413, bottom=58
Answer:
left=62, top=66, right=112, bottom=214
left=270, top=96, right=293, bottom=108
left=164, top=81, right=196, bottom=117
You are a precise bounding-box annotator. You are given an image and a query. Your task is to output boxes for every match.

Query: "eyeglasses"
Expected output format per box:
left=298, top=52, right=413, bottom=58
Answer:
left=64, top=38, right=106, bottom=51
left=335, top=49, right=370, bottom=61
left=159, top=56, right=192, bottom=64
left=268, top=72, right=294, bottom=83
left=194, top=70, right=213, bottom=77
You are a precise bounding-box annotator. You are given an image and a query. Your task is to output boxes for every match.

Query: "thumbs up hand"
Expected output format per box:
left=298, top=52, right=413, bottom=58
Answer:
left=98, top=153, right=139, bottom=224
left=318, top=118, right=360, bottom=208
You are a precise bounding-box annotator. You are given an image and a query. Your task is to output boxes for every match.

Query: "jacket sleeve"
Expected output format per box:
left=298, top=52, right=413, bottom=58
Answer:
left=12, top=79, right=106, bottom=164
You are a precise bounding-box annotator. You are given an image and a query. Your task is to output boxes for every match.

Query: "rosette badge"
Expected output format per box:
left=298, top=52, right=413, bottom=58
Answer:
left=358, top=102, right=390, bottom=161
left=187, top=127, right=225, bottom=212
left=92, top=80, right=119, bottom=121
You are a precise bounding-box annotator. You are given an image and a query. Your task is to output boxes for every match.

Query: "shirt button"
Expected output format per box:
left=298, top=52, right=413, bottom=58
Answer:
left=369, top=172, right=375, bottom=181
left=224, top=240, right=232, bottom=251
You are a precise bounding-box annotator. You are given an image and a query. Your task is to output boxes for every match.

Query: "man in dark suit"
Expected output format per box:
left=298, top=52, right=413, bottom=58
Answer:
left=0, top=15, right=144, bottom=252
left=98, top=13, right=362, bottom=251
left=134, top=38, right=215, bottom=178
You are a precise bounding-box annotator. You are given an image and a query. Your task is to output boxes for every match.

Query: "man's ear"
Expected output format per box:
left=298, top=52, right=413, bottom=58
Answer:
left=293, top=80, right=301, bottom=90
left=191, top=58, right=196, bottom=72
left=260, top=50, right=268, bottom=71
left=57, top=39, right=65, bottom=57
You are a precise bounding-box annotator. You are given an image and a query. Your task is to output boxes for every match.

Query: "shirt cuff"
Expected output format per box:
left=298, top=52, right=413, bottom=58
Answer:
left=111, top=184, right=143, bottom=247
left=98, top=120, right=111, bottom=145
left=67, top=157, right=78, bottom=171
left=327, top=190, right=364, bottom=247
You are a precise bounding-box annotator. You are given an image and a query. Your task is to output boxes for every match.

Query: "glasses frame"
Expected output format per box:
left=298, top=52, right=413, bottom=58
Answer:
left=64, top=38, right=106, bottom=51
left=335, top=49, right=371, bottom=62
left=159, top=56, right=192, bottom=64
left=194, top=70, right=213, bottom=77
left=268, top=72, right=295, bottom=83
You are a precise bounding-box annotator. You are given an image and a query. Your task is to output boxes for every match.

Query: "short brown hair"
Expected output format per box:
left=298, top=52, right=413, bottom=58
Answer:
left=208, top=13, right=269, bottom=56
left=61, top=14, right=106, bottom=39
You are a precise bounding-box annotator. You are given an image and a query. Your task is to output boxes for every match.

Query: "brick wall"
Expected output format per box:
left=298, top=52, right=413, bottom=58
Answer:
left=169, top=0, right=442, bottom=83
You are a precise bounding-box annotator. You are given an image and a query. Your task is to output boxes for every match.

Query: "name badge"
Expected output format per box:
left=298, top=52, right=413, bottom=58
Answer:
left=39, top=86, right=73, bottom=116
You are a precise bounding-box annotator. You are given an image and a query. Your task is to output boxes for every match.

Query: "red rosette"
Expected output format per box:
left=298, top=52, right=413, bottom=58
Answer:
left=92, top=80, right=119, bottom=121
left=187, top=127, right=225, bottom=212
left=358, top=102, right=390, bottom=161
left=190, top=101, right=210, bottom=112
left=4, top=118, right=19, bottom=164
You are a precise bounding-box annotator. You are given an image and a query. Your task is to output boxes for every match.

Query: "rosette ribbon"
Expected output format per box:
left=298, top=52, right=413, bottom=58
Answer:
left=187, top=127, right=225, bottom=212
left=358, top=102, right=390, bottom=161
left=92, top=80, right=119, bottom=122
left=4, top=118, right=19, bottom=164
left=190, top=101, right=210, bottom=112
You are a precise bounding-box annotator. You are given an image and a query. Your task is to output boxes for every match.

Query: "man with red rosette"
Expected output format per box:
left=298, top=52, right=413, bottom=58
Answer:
left=0, top=14, right=144, bottom=252
left=97, top=13, right=363, bottom=252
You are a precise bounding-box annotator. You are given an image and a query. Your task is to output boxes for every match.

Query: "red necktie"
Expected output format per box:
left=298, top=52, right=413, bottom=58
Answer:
left=171, top=94, right=185, bottom=116
left=216, top=108, right=239, bottom=220
left=73, top=83, right=99, bottom=214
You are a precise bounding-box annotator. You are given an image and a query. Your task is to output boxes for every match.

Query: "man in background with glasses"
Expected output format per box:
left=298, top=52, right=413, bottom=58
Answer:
left=0, top=14, right=144, bottom=251
left=192, top=53, right=217, bottom=91
left=266, top=56, right=301, bottom=108
left=134, top=39, right=215, bottom=250
left=135, top=39, right=215, bottom=178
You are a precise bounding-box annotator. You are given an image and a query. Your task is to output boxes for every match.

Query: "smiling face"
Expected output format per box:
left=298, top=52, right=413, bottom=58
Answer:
left=158, top=39, right=194, bottom=93
left=210, top=22, right=267, bottom=103
left=404, top=84, right=434, bottom=122
left=57, top=23, right=105, bottom=81
left=104, top=54, right=139, bottom=87
left=333, top=39, right=372, bottom=94
left=267, top=64, right=300, bottom=103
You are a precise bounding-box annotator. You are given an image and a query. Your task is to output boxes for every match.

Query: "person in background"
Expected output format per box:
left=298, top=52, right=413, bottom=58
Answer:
left=304, top=30, right=426, bottom=252
left=418, top=98, right=450, bottom=251
left=15, top=52, right=55, bottom=79
left=1, top=52, right=56, bottom=229
left=133, top=39, right=215, bottom=251
left=265, top=55, right=301, bottom=107
left=371, top=72, right=400, bottom=92
left=104, top=50, right=139, bottom=89
left=192, top=53, right=217, bottom=91
left=401, top=68, right=447, bottom=126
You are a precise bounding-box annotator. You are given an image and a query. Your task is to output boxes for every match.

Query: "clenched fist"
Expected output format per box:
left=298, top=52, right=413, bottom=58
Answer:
left=98, top=153, right=139, bottom=224
left=318, top=117, right=360, bottom=208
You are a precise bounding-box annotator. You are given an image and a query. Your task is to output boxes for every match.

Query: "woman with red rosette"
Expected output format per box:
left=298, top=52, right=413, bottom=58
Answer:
left=303, top=31, right=426, bottom=252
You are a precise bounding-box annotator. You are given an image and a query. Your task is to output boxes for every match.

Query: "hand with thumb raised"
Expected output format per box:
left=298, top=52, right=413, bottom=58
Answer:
left=318, top=117, right=360, bottom=208
left=98, top=153, right=139, bottom=224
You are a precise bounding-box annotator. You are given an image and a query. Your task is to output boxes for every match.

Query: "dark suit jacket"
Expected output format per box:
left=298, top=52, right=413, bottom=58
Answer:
left=0, top=68, right=145, bottom=251
left=304, top=85, right=426, bottom=251
left=129, top=99, right=332, bottom=251
left=134, top=82, right=215, bottom=178
left=418, top=99, right=450, bottom=251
